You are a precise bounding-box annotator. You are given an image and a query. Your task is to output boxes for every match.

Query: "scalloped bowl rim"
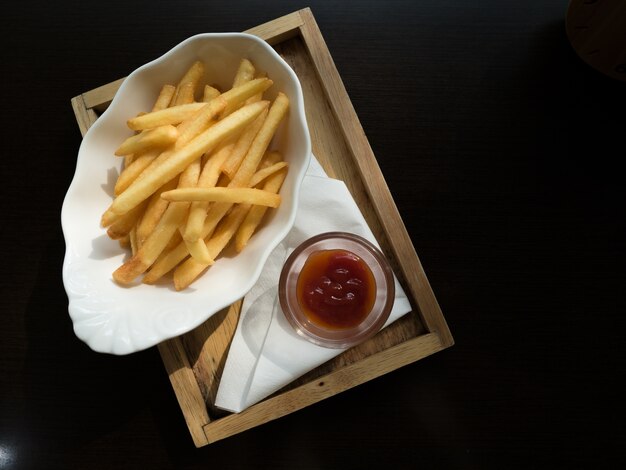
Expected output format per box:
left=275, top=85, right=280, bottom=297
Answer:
left=61, top=32, right=311, bottom=354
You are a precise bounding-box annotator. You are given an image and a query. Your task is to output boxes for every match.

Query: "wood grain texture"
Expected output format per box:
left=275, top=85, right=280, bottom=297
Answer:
left=157, top=338, right=210, bottom=447
left=82, top=78, right=126, bottom=112
left=244, top=10, right=304, bottom=45
left=181, top=300, right=242, bottom=418
left=71, top=94, right=98, bottom=137
left=203, top=333, right=444, bottom=443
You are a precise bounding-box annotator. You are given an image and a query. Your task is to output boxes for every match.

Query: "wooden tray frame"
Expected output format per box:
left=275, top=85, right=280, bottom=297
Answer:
left=71, top=8, right=453, bottom=447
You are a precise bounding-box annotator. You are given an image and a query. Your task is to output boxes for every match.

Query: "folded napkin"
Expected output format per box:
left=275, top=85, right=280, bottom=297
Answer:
left=214, top=156, right=412, bottom=413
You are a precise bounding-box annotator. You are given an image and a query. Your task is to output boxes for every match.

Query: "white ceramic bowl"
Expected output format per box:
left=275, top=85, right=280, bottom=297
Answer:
left=61, top=33, right=311, bottom=355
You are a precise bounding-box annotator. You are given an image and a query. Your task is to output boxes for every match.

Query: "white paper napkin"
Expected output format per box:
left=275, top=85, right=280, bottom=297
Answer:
left=214, top=155, right=412, bottom=413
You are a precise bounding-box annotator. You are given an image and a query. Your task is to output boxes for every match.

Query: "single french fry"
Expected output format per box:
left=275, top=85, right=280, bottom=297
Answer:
left=101, top=100, right=269, bottom=226
left=183, top=238, right=214, bottom=265
left=175, top=96, right=227, bottom=150
left=114, top=149, right=161, bottom=196
left=164, top=230, right=183, bottom=254
left=203, top=85, right=220, bottom=102
left=244, top=74, right=267, bottom=106
left=161, top=187, right=281, bottom=207
left=172, top=61, right=204, bottom=103
left=127, top=102, right=206, bottom=131
left=129, top=227, right=138, bottom=255
left=143, top=241, right=189, bottom=284
left=115, top=125, right=179, bottom=156
left=173, top=203, right=251, bottom=290
left=124, top=154, right=136, bottom=168
left=173, top=81, right=195, bottom=106
left=154, top=84, right=177, bottom=110
left=248, top=161, right=288, bottom=188
left=135, top=177, right=178, bottom=246
left=222, top=108, right=268, bottom=178
left=232, top=59, right=255, bottom=88
left=259, top=150, right=283, bottom=168
left=222, top=59, right=256, bottom=116
left=218, top=78, right=273, bottom=119
left=183, top=141, right=234, bottom=242
left=106, top=199, right=149, bottom=240
left=235, top=167, right=287, bottom=252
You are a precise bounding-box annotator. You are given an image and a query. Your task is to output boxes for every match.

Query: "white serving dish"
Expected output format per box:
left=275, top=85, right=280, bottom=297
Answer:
left=61, top=33, right=311, bottom=354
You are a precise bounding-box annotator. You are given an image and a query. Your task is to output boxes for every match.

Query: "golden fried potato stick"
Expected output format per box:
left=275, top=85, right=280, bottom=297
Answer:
left=174, top=96, right=227, bottom=150
left=258, top=150, right=283, bottom=169
left=232, top=59, right=255, bottom=88
left=214, top=77, right=272, bottom=118
left=171, top=61, right=204, bottom=104
left=127, top=102, right=206, bottom=130
left=183, top=238, right=213, bottom=265
left=173, top=82, right=195, bottom=106
left=222, top=59, right=256, bottom=116
left=106, top=199, right=149, bottom=240
left=202, top=85, right=220, bottom=103
left=114, top=149, right=161, bottom=196
left=161, top=187, right=281, bottom=207
left=221, top=108, right=268, bottom=178
left=235, top=167, right=287, bottom=252
left=247, top=161, right=288, bottom=188
left=244, top=73, right=267, bottom=106
left=143, top=240, right=189, bottom=284
left=154, top=84, right=176, bottom=110
left=129, top=227, right=138, bottom=255
left=101, top=100, right=269, bottom=227
left=114, top=125, right=179, bottom=156
left=173, top=203, right=252, bottom=290
left=135, top=176, right=178, bottom=246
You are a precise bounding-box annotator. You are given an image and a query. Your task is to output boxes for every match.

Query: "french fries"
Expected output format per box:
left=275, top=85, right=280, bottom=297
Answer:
left=115, top=125, right=179, bottom=156
left=102, top=59, right=290, bottom=288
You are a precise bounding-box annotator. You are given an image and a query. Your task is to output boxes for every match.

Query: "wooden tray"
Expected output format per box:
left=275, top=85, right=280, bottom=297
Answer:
left=71, top=8, right=453, bottom=447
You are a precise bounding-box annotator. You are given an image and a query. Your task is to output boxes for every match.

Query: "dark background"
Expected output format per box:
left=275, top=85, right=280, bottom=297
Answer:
left=1, top=1, right=624, bottom=468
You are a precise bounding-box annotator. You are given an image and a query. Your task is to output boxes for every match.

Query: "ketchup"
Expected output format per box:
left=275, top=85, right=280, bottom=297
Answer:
left=296, top=249, right=376, bottom=329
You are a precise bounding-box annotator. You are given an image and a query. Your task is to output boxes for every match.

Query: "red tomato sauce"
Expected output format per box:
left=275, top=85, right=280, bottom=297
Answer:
left=296, top=249, right=376, bottom=329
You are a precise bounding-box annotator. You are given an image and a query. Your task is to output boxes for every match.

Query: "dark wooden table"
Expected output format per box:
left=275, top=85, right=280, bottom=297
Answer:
left=2, top=1, right=624, bottom=468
